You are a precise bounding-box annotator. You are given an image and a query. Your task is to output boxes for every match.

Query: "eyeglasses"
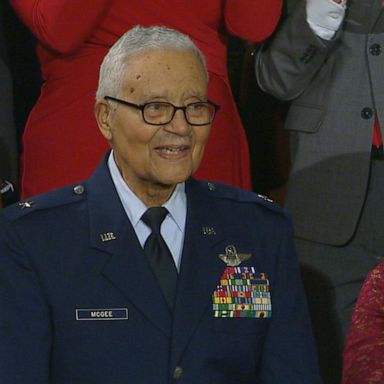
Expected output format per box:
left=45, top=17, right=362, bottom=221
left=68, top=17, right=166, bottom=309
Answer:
left=104, top=96, right=220, bottom=126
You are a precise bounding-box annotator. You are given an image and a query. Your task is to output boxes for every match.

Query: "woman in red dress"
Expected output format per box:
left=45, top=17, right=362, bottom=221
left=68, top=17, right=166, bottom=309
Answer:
left=10, top=0, right=282, bottom=198
left=342, top=263, right=384, bottom=383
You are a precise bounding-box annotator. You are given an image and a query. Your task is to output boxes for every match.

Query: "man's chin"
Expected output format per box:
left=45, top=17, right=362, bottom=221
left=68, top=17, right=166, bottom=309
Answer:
left=155, top=167, right=194, bottom=186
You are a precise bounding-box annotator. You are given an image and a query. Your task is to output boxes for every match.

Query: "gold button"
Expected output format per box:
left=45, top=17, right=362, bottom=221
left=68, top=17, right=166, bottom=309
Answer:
left=173, top=366, right=184, bottom=380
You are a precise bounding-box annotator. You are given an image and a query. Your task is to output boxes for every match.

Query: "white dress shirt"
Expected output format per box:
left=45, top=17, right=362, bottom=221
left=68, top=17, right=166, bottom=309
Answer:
left=108, top=151, right=186, bottom=271
left=306, top=0, right=347, bottom=40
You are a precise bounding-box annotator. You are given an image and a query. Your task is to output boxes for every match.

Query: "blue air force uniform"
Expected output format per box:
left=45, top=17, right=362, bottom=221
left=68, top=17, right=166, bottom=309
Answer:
left=0, top=156, right=321, bottom=383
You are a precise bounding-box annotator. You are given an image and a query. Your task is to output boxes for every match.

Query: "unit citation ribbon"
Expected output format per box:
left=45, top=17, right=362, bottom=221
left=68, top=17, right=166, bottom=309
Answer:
left=212, top=266, right=272, bottom=318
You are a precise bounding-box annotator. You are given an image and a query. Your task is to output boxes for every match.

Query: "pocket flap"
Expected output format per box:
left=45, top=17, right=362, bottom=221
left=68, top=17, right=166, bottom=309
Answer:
left=285, top=103, right=325, bottom=133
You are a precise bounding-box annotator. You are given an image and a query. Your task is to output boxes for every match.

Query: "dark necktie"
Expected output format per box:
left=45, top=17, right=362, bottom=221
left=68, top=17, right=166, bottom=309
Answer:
left=142, top=207, right=178, bottom=309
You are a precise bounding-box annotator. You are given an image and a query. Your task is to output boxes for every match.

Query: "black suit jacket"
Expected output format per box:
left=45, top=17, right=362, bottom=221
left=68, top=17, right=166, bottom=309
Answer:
left=0, top=4, right=17, bottom=189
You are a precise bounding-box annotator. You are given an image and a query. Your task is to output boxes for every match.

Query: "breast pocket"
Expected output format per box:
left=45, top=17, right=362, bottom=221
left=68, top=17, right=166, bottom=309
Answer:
left=211, top=316, right=270, bottom=336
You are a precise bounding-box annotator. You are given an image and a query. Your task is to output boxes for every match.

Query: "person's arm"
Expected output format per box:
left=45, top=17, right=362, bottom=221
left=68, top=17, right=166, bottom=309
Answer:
left=258, top=217, right=322, bottom=383
left=0, top=217, right=52, bottom=383
left=224, top=0, right=282, bottom=42
left=9, top=0, right=110, bottom=53
left=255, top=0, right=345, bottom=101
left=342, top=264, right=384, bottom=383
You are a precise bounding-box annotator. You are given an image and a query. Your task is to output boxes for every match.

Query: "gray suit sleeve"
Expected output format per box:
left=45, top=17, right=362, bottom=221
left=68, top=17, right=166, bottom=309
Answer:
left=255, top=1, right=339, bottom=101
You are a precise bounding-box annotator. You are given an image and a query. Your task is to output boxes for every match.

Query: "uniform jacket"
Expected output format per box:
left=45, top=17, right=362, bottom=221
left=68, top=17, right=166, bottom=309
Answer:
left=0, top=155, right=321, bottom=384
left=256, top=0, right=384, bottom=245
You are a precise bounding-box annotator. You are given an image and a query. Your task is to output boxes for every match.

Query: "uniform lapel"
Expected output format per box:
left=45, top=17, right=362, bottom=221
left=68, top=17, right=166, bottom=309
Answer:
left=170, top=180, right=229, bottom=364
left=86, top=157, right=172, bottom=336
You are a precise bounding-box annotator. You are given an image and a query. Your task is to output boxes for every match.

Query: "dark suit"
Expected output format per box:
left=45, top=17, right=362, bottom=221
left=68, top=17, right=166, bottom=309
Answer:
left=255, top=1, right=384, bottom=383
left=0, top=155, right=321, bottom=384
left=0, top=4, right=18, bottom=192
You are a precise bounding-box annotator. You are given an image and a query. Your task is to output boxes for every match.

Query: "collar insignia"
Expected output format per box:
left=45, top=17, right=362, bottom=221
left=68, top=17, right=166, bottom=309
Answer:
left=202, top=226, right=216, bottom=235
left=100, top=232, right=116, bottom=242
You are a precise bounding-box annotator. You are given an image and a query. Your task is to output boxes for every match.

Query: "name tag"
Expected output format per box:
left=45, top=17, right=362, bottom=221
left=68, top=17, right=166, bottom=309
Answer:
left=76, top=308, right=128, bottom=320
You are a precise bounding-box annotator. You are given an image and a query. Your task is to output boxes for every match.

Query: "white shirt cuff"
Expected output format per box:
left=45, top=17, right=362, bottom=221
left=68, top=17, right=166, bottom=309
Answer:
left=306, top=0, right=346, bottom=40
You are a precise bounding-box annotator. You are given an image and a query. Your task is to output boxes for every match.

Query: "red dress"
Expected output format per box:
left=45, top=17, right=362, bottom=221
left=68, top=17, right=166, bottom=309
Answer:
left=10, top=0, right=282, bottom=198
left=342, top=263, right=384, bottom=383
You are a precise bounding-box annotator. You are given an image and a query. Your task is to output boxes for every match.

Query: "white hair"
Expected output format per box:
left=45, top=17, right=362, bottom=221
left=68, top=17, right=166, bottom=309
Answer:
left=96, top=25, right=208, bottom=100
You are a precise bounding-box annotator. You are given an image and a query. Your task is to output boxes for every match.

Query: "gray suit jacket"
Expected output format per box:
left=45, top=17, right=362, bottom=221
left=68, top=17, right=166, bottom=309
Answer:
left=256, top=0, right=384, bottom=245
left=0, top=7, right=18, bottom=189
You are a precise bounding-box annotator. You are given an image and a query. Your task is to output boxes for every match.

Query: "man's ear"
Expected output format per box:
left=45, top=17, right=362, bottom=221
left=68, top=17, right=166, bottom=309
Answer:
left=95, top=99, right=113, bottom=140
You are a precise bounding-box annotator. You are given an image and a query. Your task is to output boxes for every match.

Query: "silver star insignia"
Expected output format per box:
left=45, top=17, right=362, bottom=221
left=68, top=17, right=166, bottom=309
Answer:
left=19, top=201, right=34, bottom=209
left=218, top=245, right=252, bottom=267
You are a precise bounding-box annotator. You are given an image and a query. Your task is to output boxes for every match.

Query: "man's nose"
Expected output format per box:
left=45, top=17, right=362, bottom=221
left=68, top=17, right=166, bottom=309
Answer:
left=167, top=109, right=191, bottom=135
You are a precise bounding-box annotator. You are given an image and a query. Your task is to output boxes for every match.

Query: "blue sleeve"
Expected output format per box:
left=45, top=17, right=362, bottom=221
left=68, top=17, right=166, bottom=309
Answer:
left=0, top=217, right=51, bottom=383
left=259, top=218, right=323, bottom=383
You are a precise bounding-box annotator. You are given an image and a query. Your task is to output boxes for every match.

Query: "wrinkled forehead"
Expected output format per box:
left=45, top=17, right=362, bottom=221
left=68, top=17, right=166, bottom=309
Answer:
left=120, top=49, right=208, bottom=99
left=124, top=46, right=207, bottom=74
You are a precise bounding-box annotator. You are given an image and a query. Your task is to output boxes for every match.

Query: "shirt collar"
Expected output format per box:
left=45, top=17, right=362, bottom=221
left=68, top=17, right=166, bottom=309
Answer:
left=107, top=151, right=186, bottom=231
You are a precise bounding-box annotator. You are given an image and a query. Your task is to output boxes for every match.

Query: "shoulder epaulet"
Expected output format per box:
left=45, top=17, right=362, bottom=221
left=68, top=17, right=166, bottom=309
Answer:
left=199, top=180, right=286, bottom=216
left=0, top=183, right=87, bottom=222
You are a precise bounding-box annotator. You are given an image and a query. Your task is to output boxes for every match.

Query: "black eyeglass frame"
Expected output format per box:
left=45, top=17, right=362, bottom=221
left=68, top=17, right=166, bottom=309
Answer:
left=104, top=96, right=220, bottom=126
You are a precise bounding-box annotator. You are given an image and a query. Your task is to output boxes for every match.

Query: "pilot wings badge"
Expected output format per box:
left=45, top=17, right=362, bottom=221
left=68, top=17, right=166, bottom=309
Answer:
left=218, top=245, right=251, bottom=267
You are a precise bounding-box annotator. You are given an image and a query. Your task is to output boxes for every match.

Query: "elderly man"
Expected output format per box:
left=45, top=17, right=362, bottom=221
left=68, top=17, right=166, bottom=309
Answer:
left=0, top=26, right=321, bottom=383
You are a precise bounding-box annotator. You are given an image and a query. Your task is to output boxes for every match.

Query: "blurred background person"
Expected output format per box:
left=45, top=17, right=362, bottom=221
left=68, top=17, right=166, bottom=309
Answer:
left=227, top=35, right=290, bottom=203
left=9, top=0, right=282, bottom=199
left=0, top=2, right=18, bottom=207
left=255, top=0, right=384, bottom=383
left=342, top=263, right=384, bottom=383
